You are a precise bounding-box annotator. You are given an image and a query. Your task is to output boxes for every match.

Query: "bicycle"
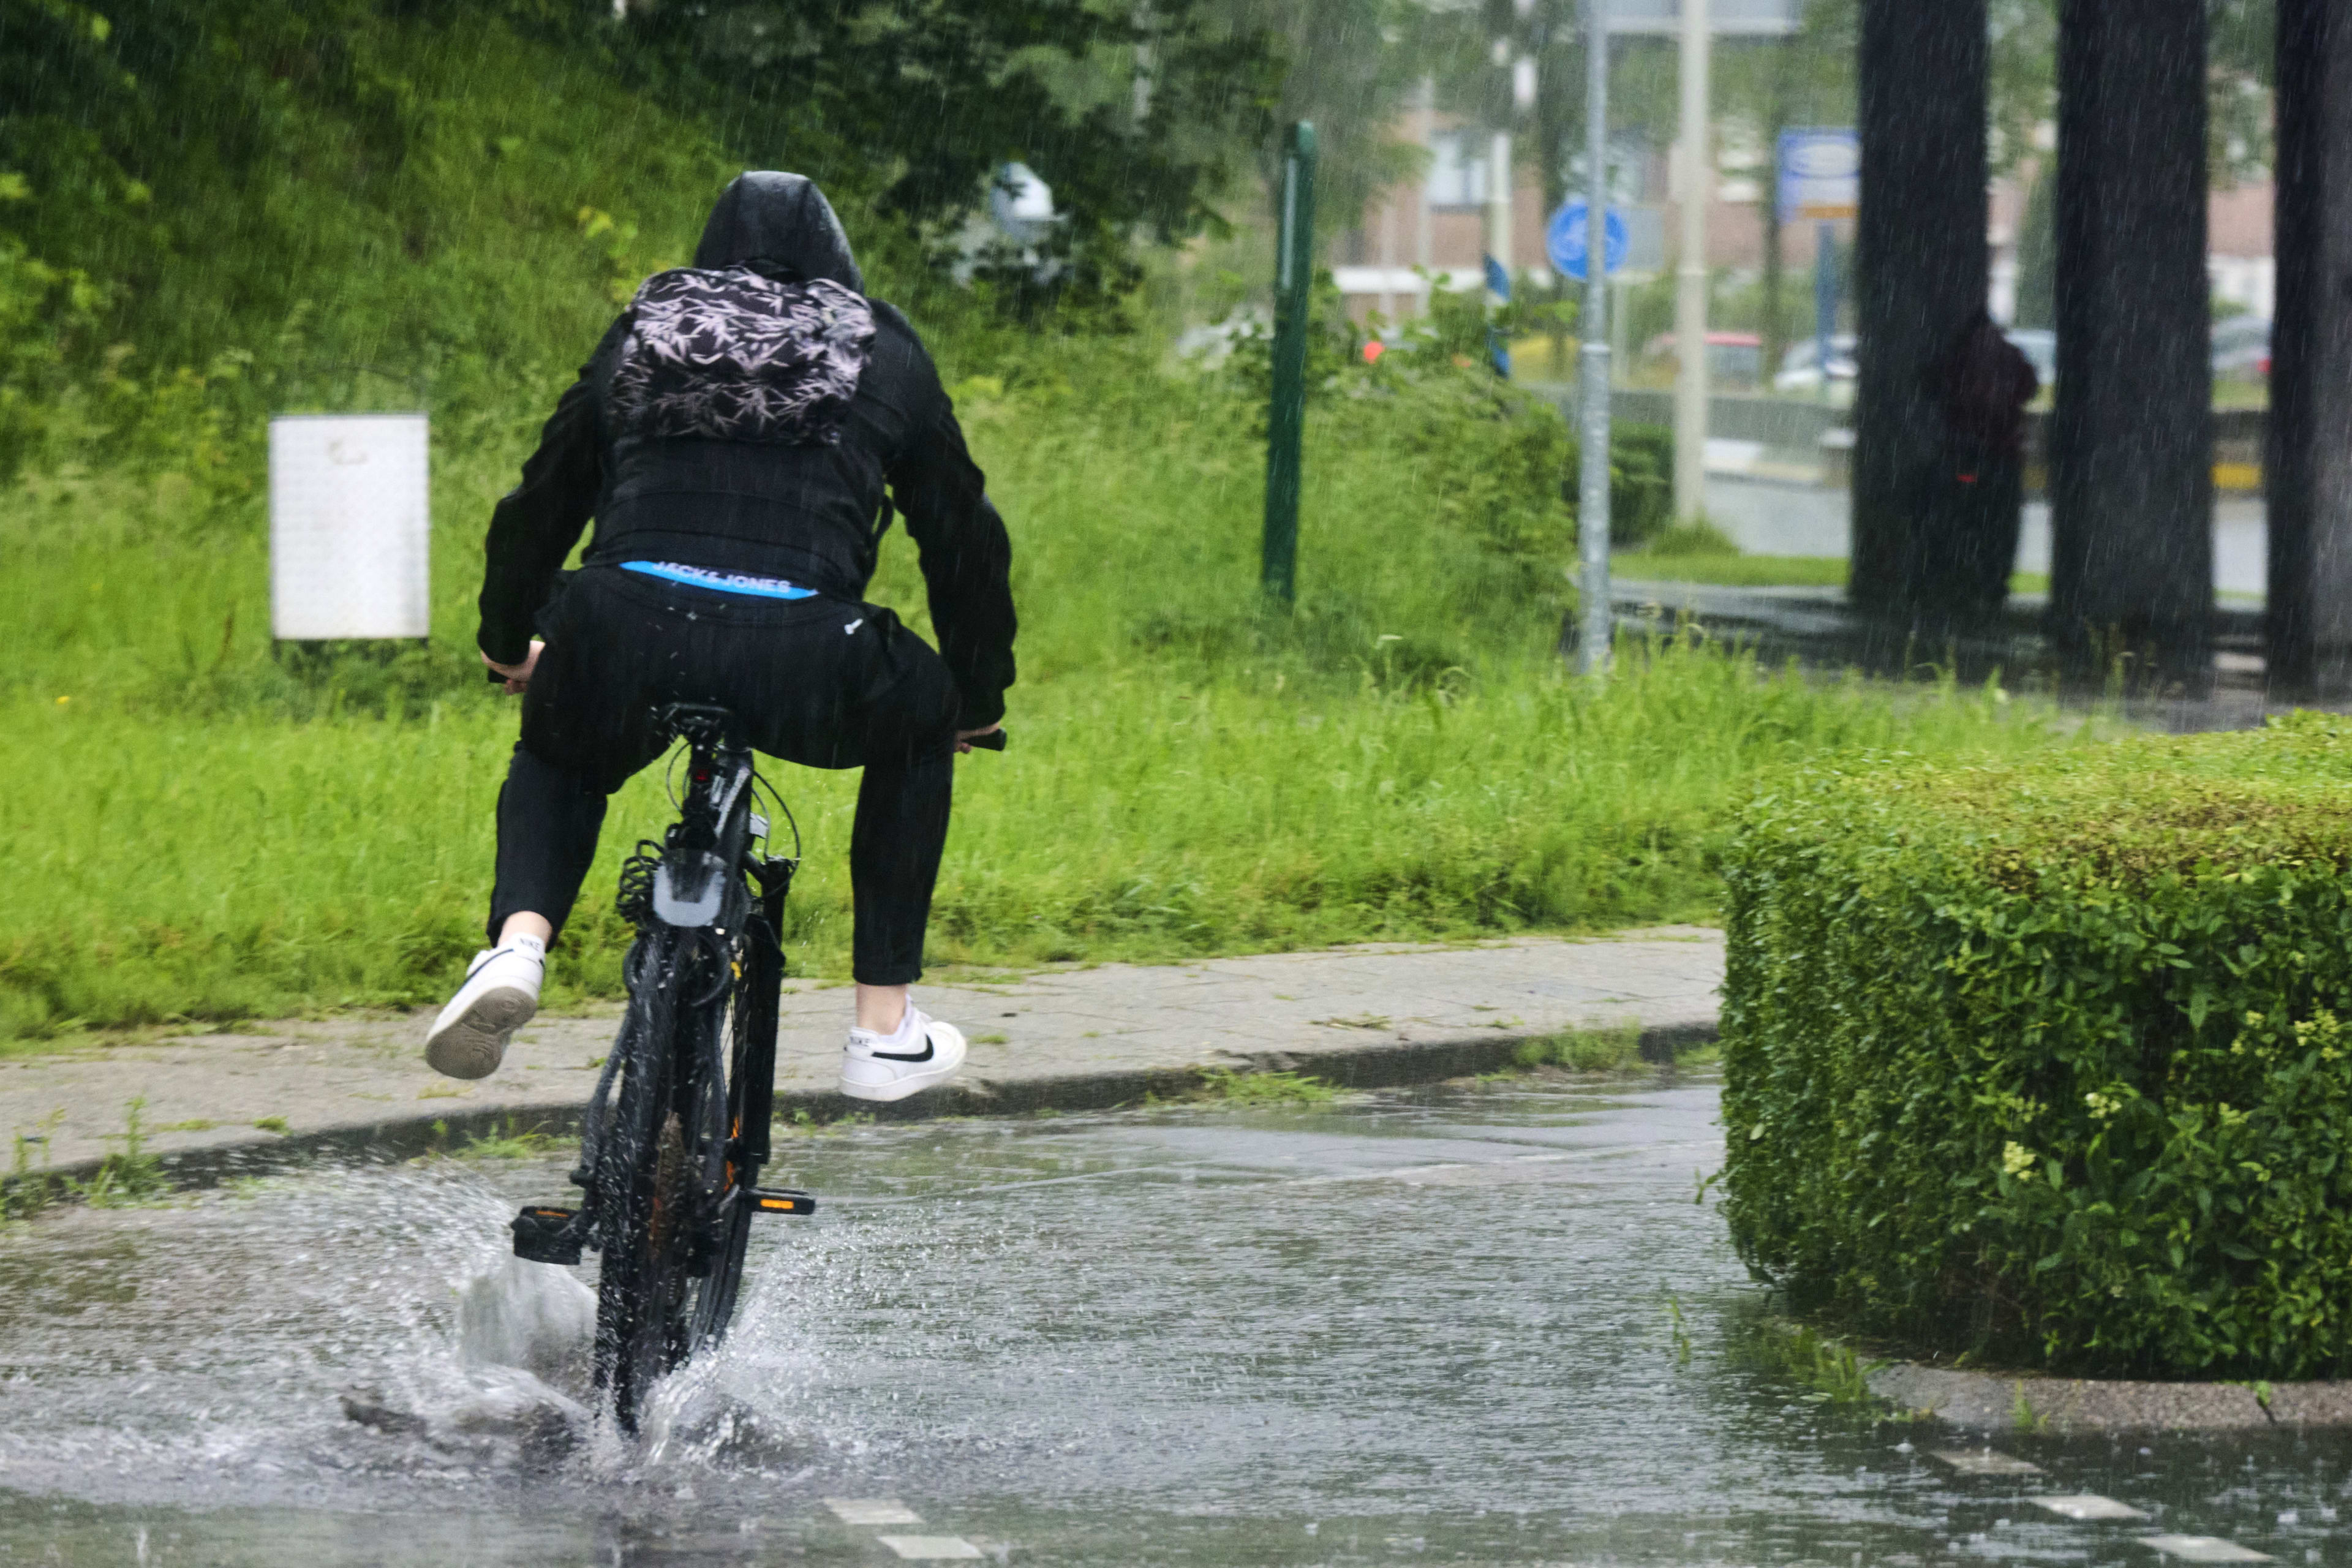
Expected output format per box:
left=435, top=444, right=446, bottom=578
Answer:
left=507, top=703, right=815, bottom=1433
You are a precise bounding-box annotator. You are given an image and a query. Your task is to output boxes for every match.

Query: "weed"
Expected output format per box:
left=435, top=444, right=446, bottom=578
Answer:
left=77, top=1098, right=168, bottom=1207
left=156, top=1118, right=217, bottom=1133
left=251, top=1116, right=290, bottom=1134
left=4, top=1110, right=66, bottom=1220
left=1515, top=1023, right=1644, bottom=1074
left=1665, top=1292, right=1693, bottom=1368
left=1732, top=1316, right=1889, bottom=1409
left=449, top=1119, right=563, bottom=1160
left=2010, top=1381, right=2051, bottom=1434
left=972, top=1031, right=1010, bottom=1045
left=1186, top=1069, right=1338, bottom=1106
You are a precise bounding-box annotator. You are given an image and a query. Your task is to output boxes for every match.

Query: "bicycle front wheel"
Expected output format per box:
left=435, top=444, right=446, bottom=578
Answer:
left=593, top=939, right=697, bottom=1434
left=684, top=922, right=782, bottom=1353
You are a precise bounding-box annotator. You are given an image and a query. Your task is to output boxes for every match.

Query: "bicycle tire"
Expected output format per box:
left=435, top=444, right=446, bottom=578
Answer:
left=593, top=927, right=774, bottom=1430
left=593, top=934, right=698, bottom=1433
left=685, top=928, right=780, bottom=1350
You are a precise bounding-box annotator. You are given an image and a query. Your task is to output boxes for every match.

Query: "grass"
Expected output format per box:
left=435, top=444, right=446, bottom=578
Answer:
left=1512, top=1022, right=1645, bottom=1072
left=1614, top=552, right=2059, bottom=597
left=0, top=630, right=2077, bottom=1041
left=444, top=1119, right=566, bottom=1161
left=1731, top=1315, right=1891, bottom=1410
left=1185, top=1069, right=1340, bottom=1106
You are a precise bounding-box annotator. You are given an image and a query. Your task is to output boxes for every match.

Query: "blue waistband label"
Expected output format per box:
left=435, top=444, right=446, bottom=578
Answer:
left=620, top=561, right=818, bottom=601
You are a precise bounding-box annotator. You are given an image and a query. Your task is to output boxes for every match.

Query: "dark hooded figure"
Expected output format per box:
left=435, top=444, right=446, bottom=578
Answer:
left=1919, top=306, right=2039, bottom=622
left=426, top=173, right=1016, bottom=1104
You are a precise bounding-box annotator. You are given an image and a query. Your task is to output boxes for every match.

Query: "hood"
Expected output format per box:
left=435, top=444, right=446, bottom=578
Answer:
left=693, top=172, right=864, bottom=293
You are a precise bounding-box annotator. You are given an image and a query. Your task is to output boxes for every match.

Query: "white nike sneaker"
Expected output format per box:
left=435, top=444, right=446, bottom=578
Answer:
left=840, top=1003, right=968, bottom=1102
left=425, top=938, right=546, bottom=1080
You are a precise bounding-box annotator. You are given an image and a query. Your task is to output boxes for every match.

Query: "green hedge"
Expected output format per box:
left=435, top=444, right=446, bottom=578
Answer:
left=1720, top=714, right=2352, bottom=1378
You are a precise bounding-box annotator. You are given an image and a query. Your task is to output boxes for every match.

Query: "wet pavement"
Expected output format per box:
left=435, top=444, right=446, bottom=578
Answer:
left=4, top=1074, right=2348, bottom=1566
left=1695, top=477, right=2268, bottom=601
left=0, top=932, right=1722, bottom=1177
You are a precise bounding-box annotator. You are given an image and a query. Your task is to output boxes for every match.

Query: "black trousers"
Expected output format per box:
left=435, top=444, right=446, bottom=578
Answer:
left=1916, top=443, right=2024, bottom=624
left=488, top=566, right=961, bottom=986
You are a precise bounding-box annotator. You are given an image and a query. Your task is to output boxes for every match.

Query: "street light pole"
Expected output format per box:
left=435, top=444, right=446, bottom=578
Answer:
left=1575, top=0, right=1612, bottom=676
left=1672, top=0, right=1711, bottom=522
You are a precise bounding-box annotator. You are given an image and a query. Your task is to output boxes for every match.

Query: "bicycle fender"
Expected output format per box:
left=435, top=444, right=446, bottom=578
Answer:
left=652, top=848, right=729, bottom=927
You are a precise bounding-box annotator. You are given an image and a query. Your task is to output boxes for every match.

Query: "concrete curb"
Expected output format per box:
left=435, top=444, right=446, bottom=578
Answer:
left=15, top=1016, right=1719, bottom=1198
left=1870, top=1361, right=2352, bottom=1434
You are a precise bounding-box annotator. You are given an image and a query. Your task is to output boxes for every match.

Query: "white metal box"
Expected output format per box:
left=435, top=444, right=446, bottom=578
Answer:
left=268, top=413, right=431, bottom=641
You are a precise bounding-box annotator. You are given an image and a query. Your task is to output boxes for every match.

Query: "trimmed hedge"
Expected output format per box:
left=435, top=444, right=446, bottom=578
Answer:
left=1720, top=713, right=2352, bottom=1378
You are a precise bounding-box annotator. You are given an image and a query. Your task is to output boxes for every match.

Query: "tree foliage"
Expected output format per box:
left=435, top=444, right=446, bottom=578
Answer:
left=594, top=0, right=1283, bottom=305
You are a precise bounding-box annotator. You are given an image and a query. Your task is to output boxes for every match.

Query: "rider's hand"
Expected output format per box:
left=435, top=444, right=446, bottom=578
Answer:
left=954, top=722, right=1001, bottom=755
left=484, top=640, right=543, bottom=695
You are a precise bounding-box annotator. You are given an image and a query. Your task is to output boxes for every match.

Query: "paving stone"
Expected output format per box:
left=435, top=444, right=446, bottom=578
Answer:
left=875, top=1537, right=984, bottom=1560
left=1930, top=1448, right=2043, bottom=1476
left=2141, top=1536, right=2274, bottom=1564
left=2034, top=1494, right=2150, bottom=1521
left=824, top=1499, right=922, bottom=1526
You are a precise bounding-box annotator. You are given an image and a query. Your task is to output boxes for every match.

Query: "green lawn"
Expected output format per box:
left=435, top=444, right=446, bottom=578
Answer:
left=0, top=350, right=2092, bottom=1044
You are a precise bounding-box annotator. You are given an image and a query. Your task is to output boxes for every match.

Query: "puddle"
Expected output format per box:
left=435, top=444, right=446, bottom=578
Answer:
left=1, top=1076, right=2346, bottom=1563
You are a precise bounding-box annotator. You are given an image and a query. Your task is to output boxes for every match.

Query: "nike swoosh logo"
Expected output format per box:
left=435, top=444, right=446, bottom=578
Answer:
left=870, top=1041, right=935, bottom=1063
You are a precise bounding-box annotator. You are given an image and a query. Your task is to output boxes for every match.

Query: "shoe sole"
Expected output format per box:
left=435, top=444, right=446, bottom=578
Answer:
left=839, top=1033, right=968, bottom=1103
left=424, top=986, right=537, bottom=1080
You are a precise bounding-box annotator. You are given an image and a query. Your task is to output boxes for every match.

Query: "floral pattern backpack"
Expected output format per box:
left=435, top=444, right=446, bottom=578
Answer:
left=608, top=265, right=876, bottom=445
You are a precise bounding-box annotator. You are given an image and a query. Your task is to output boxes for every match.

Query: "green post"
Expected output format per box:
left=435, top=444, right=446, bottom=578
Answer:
left=1262, top=120, right=1317, bottom=602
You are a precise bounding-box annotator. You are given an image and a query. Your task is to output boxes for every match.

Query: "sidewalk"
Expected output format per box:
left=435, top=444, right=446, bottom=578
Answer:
left=2, top=929, right=1724, bottom=1185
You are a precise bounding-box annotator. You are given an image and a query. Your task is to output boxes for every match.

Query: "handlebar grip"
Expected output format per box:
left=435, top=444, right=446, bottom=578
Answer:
left=965, top=729, right=1008, bottom=752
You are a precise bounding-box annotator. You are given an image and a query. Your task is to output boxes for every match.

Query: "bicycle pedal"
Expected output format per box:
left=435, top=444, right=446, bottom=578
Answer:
left=511, top=1204, right=584, bottom=1265
left=748, top=1187, right=816, bottom=1216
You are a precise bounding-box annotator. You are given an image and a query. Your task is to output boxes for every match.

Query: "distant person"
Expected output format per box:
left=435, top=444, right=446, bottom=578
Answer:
left=1922, top=307, right=2039, bottom=621
left=423, top=172, right=1016, bottom=1102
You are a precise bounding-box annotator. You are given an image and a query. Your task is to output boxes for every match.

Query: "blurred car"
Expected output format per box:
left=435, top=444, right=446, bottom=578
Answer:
left=1771, top=329, right=2053, bottom=398
left=2003, top=328, right=2056, bottom=388
left=1773, top=333, right=1859, bottom=394
left=2211, top=314, right=2271, bottom=381
left=1645, top=331, right=1765, bottom=389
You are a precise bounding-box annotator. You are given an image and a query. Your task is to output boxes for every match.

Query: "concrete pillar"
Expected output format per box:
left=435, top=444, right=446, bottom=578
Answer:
left=2268, top=0, right=2352, bottom=693
left=1849, top=0, right=1988, bottom=616
left=2048, top=0, right=2211, bottom=680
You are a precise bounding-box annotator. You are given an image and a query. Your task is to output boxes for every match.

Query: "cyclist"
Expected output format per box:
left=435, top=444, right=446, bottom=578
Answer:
left=424, top=172, right=1014, bottom=1103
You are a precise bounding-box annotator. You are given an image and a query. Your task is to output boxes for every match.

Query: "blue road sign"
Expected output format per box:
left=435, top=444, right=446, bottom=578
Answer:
left=1776, top=127, right=1859, bottom=224
left=1548, top=202, right=1629, bottom=282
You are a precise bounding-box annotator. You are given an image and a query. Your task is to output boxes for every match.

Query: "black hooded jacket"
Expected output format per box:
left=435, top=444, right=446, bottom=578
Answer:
left=477, top=172, right=1017, bottom=728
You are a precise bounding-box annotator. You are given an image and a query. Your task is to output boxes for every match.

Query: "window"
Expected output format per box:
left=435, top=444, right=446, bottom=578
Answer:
left=1427, top=131, right=1488, bottom=209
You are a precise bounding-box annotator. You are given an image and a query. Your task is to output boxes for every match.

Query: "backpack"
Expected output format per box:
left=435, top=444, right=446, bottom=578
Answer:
left=608, top=266, right=876, bottom=445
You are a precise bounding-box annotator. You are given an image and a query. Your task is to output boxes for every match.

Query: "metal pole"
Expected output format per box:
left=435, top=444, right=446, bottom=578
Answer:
left=1672, top=0, right=1711, bottom=521
left=1415, top=77, right=1435, bottom=315
left=1262, top=121, right=1316, bottom=602
left=1575, top=0, right=1613, bottom=676
left=1814, top=219, right=1834, bottom=404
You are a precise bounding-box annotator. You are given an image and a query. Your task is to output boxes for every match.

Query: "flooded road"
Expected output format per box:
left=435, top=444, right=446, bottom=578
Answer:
left=2, top=1076, right=2348, bottom=1565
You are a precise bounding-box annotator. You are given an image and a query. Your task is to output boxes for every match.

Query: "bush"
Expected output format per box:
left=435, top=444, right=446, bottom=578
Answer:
left=1719, top=712, right=2352, bottom=1379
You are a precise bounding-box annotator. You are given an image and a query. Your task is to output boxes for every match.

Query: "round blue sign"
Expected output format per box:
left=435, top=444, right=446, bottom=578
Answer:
left=1548, top=201, right=1628, bottom=282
